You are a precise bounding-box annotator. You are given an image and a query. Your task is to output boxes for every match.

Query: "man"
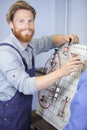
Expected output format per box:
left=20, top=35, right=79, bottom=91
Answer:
left=0, top=1, right=83, bottom=130
left=63, top=70, right=87, bottom=130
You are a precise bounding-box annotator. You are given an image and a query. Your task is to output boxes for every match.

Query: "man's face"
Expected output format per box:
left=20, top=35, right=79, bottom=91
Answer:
left=9, top=9, right=35, bottom=45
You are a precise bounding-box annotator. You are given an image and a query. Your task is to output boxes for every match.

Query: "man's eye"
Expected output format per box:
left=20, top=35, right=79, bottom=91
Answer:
left=19, top=20, right=24, bottom=22
left=28, top=19, right=34, bottom=23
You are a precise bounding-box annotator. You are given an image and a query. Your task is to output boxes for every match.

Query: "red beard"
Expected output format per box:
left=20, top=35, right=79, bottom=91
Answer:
left=13, top=28, right=34, bottom=43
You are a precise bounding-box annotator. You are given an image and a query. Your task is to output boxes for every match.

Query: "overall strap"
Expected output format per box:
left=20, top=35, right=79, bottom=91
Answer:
left=0, top=43, right=28, bottom=71
left=28, top=44, right=34, bottom=66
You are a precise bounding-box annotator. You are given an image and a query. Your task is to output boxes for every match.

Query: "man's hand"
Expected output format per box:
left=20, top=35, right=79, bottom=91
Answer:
left=65, top=34, right=79, bottom=44
left=53, top=34, right=79, bottom=46
left=59, top=56, right=83, bottom=77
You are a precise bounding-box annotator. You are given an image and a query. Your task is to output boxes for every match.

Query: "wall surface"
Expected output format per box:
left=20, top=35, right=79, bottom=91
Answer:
left=55, top=0, right=66, bottom=34
left=55, top=0, right=87, bottom=45
left=69, top=0, right=87, bottom=44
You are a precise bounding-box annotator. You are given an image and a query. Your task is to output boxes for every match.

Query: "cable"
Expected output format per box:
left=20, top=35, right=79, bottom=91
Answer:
left=38, top=49, right=61, bottom=109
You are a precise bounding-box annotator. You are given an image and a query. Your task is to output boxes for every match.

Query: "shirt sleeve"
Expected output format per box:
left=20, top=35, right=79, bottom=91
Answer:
left=30, top=35, right=57, bottom=55
left=0, top=47, right=38, bottom=95
left=63, top=71, right=87, bottom=130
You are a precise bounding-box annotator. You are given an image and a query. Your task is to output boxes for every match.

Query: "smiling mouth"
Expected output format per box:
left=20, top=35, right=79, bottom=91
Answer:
left=22, top=30, right=32, bottom=35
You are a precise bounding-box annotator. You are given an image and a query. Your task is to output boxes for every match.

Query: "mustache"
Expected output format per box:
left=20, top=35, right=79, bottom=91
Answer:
left=12, top=28, right=34, bottom=33
left=21, top=28, right=33, bottom=32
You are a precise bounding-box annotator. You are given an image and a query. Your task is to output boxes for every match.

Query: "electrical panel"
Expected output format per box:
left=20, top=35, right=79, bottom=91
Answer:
left=36, top=44, right=87, bottom=130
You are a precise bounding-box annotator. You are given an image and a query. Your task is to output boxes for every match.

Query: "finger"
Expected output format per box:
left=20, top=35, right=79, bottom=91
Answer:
left=71, top=34, right=79, bottom=44
left=69, top=56, right=81, bottom=61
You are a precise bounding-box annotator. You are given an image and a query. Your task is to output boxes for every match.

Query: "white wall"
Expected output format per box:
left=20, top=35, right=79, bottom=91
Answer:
left=55, top=0, right=66, bottom=34
left=55, top=0, right=87, bottom=45
left=69, top=0, right=87, bottom=45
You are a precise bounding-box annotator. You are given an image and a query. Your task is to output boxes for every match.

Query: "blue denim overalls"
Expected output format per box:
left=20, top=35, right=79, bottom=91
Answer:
left=0, top=43, right=35, bottom=130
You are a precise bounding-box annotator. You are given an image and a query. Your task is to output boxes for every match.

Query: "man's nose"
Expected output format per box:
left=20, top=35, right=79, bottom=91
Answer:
left=25, top=21, right=30, bottom=28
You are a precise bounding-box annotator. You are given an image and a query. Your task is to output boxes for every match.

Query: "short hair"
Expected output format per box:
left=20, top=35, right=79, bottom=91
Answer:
left=6, top=0, right=36, bottom=23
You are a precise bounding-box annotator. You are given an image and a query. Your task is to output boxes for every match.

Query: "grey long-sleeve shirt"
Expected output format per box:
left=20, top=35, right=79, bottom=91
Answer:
left=0, top=33, right=57, bottom=101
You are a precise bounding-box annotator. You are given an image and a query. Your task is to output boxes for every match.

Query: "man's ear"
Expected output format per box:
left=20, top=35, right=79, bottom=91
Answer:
left=9, top=21, right=13, bottom=29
